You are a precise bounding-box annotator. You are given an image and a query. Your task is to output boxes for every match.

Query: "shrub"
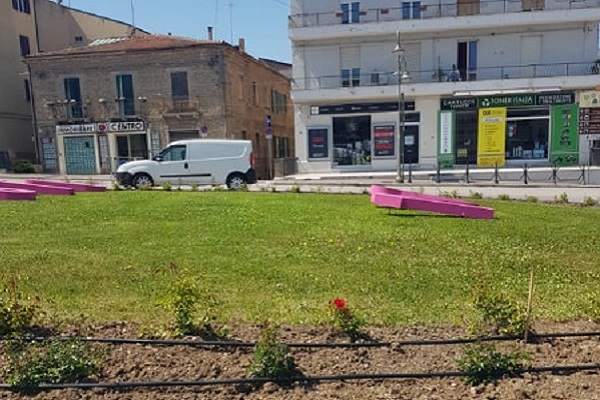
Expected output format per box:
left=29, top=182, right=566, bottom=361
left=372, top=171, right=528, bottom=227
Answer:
left=190, top=183, right=199, bottom=192
left=525, top=195, right=538, bottom=203
left=12, top=160, right=34, bottom=174
left=161, top=181, right=173, bottom=192
left=328, top=298, right=365, bottom=341
left=497, top=194, right=511, bottom=201
left=3, top=338, right=104, bottom=391
left=471, top=280, right=527, bottom=337
left=457, top=342, right=530, bottom=386
left=554, top=192, right=569, bottom=204
left=0, top=280, right=39, bottom=335
left=290, top=185, right=301, bottom=193
left=249, top=322, right=297, bottom=380
left=582, top=196, right=598, bottom=207
left=469, top=191, right=483, bottom=200
left=441, top=190, right=459, bottom=199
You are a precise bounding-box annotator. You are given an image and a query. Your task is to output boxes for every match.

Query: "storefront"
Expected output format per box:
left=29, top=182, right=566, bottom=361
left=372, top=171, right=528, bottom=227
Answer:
left=56, top=120, right=150, bottom=174
left=306, top=101, right=420, bottom=171
left=438, top=92, right=579, bottom=167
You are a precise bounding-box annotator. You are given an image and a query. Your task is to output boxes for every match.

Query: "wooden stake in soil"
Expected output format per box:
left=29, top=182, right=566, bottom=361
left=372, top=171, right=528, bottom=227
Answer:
left=524, top=269, right=535, bottom=343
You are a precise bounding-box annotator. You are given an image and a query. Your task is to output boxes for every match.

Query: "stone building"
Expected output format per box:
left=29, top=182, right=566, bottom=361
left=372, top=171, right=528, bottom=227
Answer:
left=1, top=0, right=144, bottom=170
left=25, top=35, right=295, bottom=179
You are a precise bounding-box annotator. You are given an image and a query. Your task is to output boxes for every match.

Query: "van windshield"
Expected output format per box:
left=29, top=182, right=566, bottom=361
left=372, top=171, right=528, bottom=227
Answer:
left=159, top=145, right=186, bottom=161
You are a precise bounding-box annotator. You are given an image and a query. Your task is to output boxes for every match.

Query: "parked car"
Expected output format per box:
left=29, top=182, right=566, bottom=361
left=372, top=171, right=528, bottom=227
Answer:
left=116, top=139, right=256, bottom=189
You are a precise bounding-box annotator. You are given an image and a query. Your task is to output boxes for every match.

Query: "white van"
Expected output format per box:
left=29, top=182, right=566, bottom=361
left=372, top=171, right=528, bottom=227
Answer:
left=116, top=139, right=256, bottom=189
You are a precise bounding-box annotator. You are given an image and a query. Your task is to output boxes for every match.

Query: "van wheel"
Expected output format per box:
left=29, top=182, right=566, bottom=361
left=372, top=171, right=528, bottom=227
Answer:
left=132, top=173, right=153, bottom=189
left=226, top=173, right=246, bottom=190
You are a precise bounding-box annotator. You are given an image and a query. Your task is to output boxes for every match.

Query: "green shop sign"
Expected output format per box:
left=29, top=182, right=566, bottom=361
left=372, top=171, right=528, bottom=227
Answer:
left=437, top=110, right=455, bottom=168
left=479, top=94, right=535, bottom=108
left=550, top=104, right=579, bottom=166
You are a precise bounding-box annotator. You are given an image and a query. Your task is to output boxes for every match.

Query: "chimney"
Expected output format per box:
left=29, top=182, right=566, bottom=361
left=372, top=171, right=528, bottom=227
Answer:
left=207, top=26, right=213, bottom=41
left=238, top=38, right=245, bottom=53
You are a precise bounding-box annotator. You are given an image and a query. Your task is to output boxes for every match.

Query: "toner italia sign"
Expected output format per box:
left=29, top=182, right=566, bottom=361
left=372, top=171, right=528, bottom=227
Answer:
left=479, top=95, right=534, bottom=108
left=55, top=124, right=96, bottom=134
left=107, top=121, right=145, bottom=132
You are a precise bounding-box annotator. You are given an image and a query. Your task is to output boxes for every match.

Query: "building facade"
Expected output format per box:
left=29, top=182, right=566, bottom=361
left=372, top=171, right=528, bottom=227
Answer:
left=289, top=0, right=600, bottom=174
left=25, top=35, right=294, bottom=179
left=0, top=0, right=143, bottom=170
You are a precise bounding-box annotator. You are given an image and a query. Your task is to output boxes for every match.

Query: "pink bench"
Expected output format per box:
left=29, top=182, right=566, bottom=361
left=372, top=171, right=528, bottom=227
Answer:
left=0, top=180, right=75, bottom=196
left=0, top=188, right=37, bottom=201
left=370, top=185, right=494, bottom=220
left=26, top=179, right=106, bottom=192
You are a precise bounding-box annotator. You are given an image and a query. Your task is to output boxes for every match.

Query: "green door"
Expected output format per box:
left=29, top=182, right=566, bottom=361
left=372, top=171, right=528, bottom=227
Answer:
left=64, top=136, right=97, bottom=174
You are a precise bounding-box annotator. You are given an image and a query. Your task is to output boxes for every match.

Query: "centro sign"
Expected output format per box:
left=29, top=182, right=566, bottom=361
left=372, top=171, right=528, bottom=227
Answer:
left=107, top=121, right=145, bottom=132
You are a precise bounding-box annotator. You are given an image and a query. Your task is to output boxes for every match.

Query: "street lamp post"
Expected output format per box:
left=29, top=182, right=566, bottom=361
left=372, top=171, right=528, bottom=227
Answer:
left=393, top=30, right=409, bottom=183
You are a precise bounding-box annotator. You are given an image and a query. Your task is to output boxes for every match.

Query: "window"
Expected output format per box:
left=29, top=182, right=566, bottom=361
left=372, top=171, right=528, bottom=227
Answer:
left=160, top=145, right=186, bottom=161
left=74, top=36, right=84, bottom=43
left=506, top=107, right=549, bottom=160
left=341, top=68, right=361, bottom=87
left=341, top=2, right=360, bottom=24
left=252, top=82, right=258, bottom=105
left=274, top=136, right=289, bottom=158
left=19, top=35, right=30, bottom=57
left=24, top=79, right=31, bottom=102
left=12, top=0, right=31, bottom=14
left=116, top=74, right=135, bottom=116
left=271, top=90, right=288, bottom=114
left=64, top=77, right=82, bottom=118
left=170, top=71, right=189, bottom=99
left=402, top=2, right=422, bottom=19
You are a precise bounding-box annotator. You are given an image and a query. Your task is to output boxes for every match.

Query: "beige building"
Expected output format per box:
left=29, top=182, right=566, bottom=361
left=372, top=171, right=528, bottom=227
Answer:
left=25, top=35, right=295, bottom=179
left=0, top=0, right=143, bottom=170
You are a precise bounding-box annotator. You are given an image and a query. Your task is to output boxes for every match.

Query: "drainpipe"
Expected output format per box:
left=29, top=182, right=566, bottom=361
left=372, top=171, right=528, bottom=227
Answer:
left=27, top=63, right=41, bottom=165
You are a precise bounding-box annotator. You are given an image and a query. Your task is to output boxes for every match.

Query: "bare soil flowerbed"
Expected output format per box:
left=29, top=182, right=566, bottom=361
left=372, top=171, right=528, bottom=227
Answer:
left=1, top=320, right=599, bottom=400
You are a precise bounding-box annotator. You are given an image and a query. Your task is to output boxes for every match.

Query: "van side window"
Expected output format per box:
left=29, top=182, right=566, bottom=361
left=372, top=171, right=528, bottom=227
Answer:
left=161, top=145, right=186, bottom=161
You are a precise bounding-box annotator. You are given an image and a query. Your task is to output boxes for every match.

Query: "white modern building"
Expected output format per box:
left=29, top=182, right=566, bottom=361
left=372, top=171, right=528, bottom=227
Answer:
left=289, top=0, right=600, bottom=175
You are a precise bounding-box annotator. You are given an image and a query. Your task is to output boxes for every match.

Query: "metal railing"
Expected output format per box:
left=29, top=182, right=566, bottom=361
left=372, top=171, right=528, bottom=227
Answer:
left=292, top=61, right=599, bottom=90
left=289, top=0, right=600, bottom=28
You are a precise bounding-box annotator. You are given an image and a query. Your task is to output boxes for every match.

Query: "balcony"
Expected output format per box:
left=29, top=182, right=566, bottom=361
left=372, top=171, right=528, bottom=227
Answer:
left=161, top=98, right=202, bottom=118
left=292, top=61, right=599, bottom=91
left=289, top=0, right=599, bottom=29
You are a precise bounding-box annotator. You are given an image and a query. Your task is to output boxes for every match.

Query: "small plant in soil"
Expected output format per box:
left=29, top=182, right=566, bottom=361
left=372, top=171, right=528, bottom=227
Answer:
left=0, top=279, right=40, bottom=336
left=3, top=337, right=104, bottom=392
left=457, top=342, right=530, bottom=386
left=328, top=298, right=366, bottom=341
left=249, top=322, right=298, bottom=380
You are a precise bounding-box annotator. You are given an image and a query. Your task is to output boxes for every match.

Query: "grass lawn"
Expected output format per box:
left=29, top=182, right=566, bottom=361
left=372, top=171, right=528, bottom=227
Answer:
left=0, top=191, right=599, bottom=327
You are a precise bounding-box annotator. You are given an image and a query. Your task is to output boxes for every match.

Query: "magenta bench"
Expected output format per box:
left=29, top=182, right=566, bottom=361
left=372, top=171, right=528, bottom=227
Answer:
left=0, top=188, right=37, bottom=201
left=0, top=180, right=75, bottom=196
left=26, top=179, right=106, bottom=192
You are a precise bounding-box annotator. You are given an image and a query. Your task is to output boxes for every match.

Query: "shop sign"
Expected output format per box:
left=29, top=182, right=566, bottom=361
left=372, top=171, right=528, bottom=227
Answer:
left=437, top=110, right=455, bottom=168
left=307, top=128, right=329, bottom=159
left=536, top=92, right=575, bottom=105
left=550, top=104, right=579, bottom=166
left=440, top=97, right=477, bottom=110
left=55, top=124, right=96, bottom=134
left=106, top=121, right=145, bottom=132
left=372, top=124, right=395, bottom=158
left=579, top=107, right=600, bottom=135
left=477, top=107, right=506, bottom=167
left=479, top=94, right=535, bottom=108
left=579, top=91, right=600, bottom=108
left=311, top=102, right=415, bottom=115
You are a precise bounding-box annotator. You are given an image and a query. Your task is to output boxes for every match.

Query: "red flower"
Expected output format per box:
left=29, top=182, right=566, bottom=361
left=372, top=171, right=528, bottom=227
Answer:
left=332, top=298, right=346, bottom=310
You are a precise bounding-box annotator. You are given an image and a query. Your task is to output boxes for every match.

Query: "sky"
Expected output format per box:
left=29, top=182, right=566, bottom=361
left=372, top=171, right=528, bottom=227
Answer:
left=66, top=0, right=292, bottom=63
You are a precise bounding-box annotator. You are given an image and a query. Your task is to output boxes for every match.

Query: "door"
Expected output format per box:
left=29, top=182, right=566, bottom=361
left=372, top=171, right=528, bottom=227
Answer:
left=403, top=125, right=419, bottom=164
left=156, top=144, right=191, bottom=184
left=64, top=136, right=97, bottom=175
left=457, top=41, right=477, bottom=81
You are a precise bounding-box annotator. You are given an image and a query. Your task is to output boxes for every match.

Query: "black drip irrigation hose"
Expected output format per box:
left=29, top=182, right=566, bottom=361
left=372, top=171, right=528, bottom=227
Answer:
left=0, top=364, right=598, bottom=391
left=2, top=331, right=599, bottom=349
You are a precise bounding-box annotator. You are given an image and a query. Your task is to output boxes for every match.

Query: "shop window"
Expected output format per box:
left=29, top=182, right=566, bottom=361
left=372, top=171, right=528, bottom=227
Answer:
left=333, top=115, right=371, bottom=166
left=506, top=108, right=549, bottom=160
left=341, top=2, right=360, bottom=24
left=116, top=74, right=135, bottom=116
left=117, top=134, right=148, bottom=164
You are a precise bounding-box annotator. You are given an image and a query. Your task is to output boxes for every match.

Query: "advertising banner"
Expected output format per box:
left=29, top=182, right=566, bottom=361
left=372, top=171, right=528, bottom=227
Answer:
left=550, top=104, right=579, bottom=166
left=477, top=107, right=506, bottom=167
left=437, top=110, right=455, bottom=168
left=372, top=124, right=395, bottom=157
left=307, top=128, right=329, bottom=159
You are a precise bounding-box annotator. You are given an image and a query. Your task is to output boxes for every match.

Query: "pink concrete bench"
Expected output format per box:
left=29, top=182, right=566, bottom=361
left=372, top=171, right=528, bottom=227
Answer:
left=370, top=185, right=494, bottom=220
left=0, top=188, right=37, bottom=201
left=26, top=179, right=106, bottom=192
left=0, top=180, right=75, bottom=196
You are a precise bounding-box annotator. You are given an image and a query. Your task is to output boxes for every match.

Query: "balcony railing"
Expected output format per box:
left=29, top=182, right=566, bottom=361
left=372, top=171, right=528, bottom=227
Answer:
left=292, top=61, right=599, bottom=90
left=162, top=98, right=201, bottom=113
left=289, top=0, right=598, bottom=29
